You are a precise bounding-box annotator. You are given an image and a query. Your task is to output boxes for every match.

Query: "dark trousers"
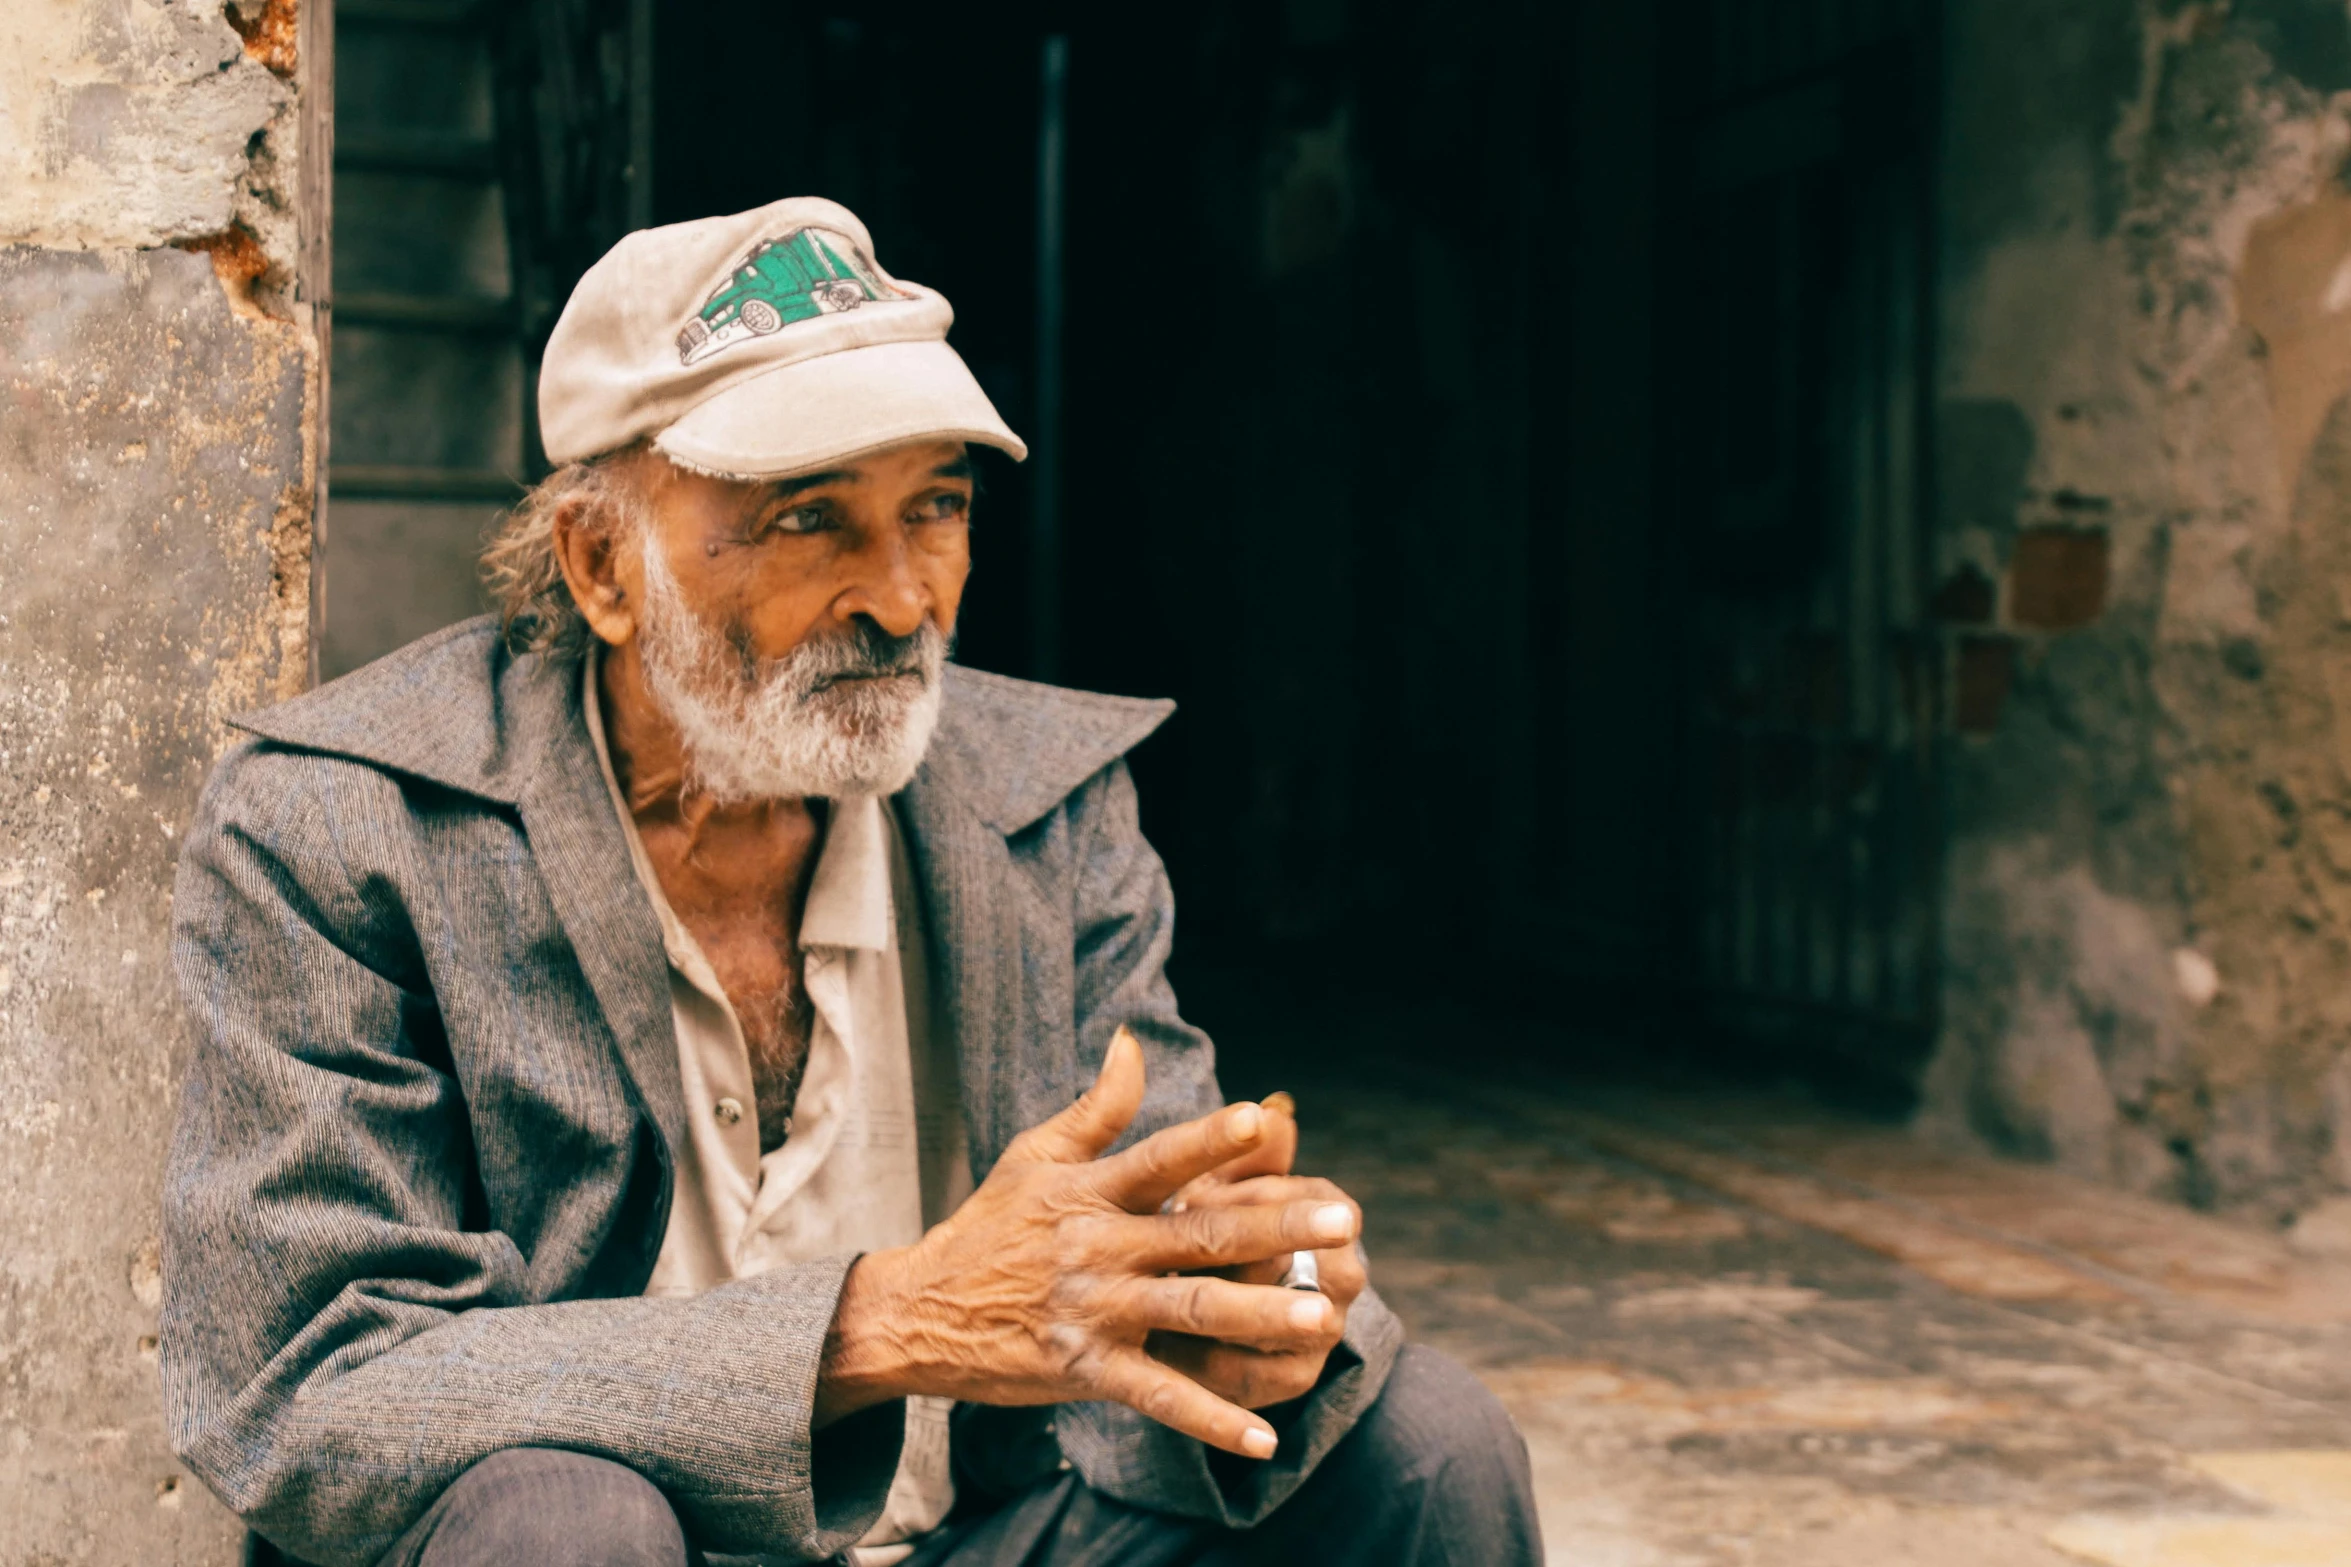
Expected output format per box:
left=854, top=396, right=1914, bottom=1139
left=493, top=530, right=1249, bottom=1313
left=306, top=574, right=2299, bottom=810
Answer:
left=377, top=1346, right=1542, bottom=1567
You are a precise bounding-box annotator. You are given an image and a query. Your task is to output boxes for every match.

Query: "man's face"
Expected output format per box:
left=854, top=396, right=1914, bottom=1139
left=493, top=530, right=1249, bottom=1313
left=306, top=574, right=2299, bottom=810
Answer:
left=578, top=438, right=977, bottom=800
left=624, top=436, right=974, bottom=661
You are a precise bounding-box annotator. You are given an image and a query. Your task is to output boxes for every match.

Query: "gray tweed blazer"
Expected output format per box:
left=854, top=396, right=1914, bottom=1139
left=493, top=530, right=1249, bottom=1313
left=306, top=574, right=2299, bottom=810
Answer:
left=160, top=618, right=1401, bottom=1567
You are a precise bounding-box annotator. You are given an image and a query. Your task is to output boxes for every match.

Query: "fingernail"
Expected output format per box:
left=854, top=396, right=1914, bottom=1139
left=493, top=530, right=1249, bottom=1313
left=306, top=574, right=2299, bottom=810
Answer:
left=1262, top=1091, right=1296, bottom=1120
left=1242, top=1426, right=1278, bottom=1459
left=1289, top=1295, right=1328, bottom=1331
left=1229, top=1104, right=1262, bottom=1140
left=1311, top=1203, right=1354, bottom=1242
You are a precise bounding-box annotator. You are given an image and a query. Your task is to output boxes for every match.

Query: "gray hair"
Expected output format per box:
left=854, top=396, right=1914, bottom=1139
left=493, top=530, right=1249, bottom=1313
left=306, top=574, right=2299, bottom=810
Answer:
left=479, top=443, right=647, bottom=655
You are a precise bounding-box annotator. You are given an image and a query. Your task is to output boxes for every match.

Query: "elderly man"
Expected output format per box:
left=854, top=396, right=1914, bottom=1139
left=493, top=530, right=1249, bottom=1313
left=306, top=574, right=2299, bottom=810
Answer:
left=162, top=198, right=1538, bottom=1567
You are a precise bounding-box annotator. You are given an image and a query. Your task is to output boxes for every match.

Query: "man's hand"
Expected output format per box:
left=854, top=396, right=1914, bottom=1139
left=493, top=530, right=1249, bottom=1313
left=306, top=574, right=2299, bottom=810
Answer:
left=1152, top=1095, right=1369, bottom=1409
left=814, top=1029, right=1358, bottom=1458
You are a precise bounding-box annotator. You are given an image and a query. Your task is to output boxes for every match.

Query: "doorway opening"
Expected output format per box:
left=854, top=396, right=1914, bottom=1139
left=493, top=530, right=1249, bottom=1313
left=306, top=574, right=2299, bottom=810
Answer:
left=320, top=0, right=1944, bottom=1101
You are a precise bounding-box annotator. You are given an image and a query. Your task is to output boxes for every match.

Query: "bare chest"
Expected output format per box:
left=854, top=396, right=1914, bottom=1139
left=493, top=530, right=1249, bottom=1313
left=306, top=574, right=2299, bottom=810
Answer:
left=681, top=901, right=814, bottom=1151
left=641, top=826, right=821, bottom=1154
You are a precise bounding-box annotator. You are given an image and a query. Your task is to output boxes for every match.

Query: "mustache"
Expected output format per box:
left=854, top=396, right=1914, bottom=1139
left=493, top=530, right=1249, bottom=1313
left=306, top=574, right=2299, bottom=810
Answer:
left=725, top=617, right=945, bottom=689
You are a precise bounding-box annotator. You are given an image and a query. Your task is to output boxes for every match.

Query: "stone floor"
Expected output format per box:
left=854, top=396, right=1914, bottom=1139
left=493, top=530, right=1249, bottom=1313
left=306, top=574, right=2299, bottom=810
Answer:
left=1199, top=982, right=2351, bottom=1567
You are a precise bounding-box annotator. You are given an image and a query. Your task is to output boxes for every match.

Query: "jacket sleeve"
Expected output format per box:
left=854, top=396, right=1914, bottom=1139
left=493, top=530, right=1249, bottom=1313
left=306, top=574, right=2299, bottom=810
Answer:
left=160, top=747, right=901, bottom=1567
left=1047, top=758, right=1406, bottom=1527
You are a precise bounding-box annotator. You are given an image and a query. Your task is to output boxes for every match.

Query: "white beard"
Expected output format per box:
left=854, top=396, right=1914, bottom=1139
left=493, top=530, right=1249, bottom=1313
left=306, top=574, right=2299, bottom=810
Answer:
left=633, top=537, right=946, bottom=803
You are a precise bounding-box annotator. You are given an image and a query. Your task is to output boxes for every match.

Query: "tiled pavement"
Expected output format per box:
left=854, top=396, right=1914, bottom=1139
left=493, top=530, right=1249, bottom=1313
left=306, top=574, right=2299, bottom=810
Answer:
left=1198, top=983, right=2351, bottom=1566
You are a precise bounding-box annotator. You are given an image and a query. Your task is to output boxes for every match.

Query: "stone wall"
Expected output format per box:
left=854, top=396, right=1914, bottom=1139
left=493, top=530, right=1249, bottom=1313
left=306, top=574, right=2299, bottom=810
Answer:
left=0, top=1, right=316, bottom=1559
left=1925, top=0, right=2351, bottom=1220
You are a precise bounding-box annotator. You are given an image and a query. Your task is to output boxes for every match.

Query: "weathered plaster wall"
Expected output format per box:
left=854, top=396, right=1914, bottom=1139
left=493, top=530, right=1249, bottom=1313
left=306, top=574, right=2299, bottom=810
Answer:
left=1926, top=0, right=2351, bottom=1220
left=0, top=2, right=314, bottom=1560
left=0, top=0, right=296, bottom=290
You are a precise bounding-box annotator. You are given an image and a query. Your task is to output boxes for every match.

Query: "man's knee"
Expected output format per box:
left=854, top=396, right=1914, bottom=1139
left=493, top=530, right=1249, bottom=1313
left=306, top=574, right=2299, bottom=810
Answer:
left=395, top=1447, right=689, bottom=1567
left=1273, top=1346, right=1539, bottom=1564
left=1352, top=1344, right=1531, bottom=1494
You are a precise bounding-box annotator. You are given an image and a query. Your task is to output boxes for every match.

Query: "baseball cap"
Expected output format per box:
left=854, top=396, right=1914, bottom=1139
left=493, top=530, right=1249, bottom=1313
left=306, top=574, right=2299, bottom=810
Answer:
left=536, top=196, right=1028, bottom=477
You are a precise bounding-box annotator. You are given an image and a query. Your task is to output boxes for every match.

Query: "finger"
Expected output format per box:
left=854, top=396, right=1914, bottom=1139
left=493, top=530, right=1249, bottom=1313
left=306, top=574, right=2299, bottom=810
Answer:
left=1086, top=1344, right=1278, bottom=1458
left=1092, top=1198, right=1359, bottom=1275
left=1088, top=1100, right=1269, bottom=1212
left=1169, top=1178, right=1361, bottom=1290
left=1109, top=1274, right=1338, bottom=1350
left=1170, top=1175, right=1350, bottom=1214
left=1003, top=1027, right=1147, bottom=1165
left=1166, top=1099, right=1297, bottom=1210
left=1148, top=1336, right=1326, bottom=1411
left=1207, top=1238, right=1362, bottom=1295
left=1213, top=1093, right=1297, bottom=1185
left=1203, top=1256, right=1291, bottom=1288
left=1312, top=1239, right=1368, bottom=1307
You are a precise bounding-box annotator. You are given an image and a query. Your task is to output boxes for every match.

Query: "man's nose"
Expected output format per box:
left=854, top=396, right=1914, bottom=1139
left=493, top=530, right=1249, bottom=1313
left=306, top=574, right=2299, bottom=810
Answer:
left=832, top=528, right=930, bottom=637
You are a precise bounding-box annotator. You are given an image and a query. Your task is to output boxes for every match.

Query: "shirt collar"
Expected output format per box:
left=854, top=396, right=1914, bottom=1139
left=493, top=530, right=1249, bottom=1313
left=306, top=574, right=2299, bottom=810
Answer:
left=799, top=794, right=893, bottom=952
left=582, top=647, right=894, bottom=955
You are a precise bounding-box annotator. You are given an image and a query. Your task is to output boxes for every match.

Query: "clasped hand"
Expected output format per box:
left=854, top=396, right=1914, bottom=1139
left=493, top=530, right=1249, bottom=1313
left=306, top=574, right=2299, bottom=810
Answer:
left=815, top=1028, right=1365, bottom=1458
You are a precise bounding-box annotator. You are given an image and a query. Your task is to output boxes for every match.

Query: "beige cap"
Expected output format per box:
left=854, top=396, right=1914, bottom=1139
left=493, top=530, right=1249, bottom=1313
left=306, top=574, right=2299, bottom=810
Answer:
left=537, top=196, right=1027, bottom=476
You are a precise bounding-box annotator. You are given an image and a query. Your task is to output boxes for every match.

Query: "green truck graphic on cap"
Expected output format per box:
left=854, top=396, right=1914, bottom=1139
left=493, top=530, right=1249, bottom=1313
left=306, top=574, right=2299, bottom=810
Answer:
left=676, top=228, right=898, bottom=366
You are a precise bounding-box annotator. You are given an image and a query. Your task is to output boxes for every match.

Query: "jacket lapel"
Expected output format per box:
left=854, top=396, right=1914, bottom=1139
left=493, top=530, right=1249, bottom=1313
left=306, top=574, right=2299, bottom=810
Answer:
left=506, top=650, right=689, bottom=1163
left=895, top=665, right=1178, bottom=1180
left=896, top=756, right=1023, bottom=1178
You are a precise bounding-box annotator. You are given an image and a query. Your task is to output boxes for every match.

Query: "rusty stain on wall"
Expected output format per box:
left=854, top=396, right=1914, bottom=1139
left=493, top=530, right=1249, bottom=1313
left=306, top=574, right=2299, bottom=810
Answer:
left=226, top=0, right=300, bottom=78
left=2006, top=528, right=2110, bottom=631
left=174, top=222, right=274, bottom=315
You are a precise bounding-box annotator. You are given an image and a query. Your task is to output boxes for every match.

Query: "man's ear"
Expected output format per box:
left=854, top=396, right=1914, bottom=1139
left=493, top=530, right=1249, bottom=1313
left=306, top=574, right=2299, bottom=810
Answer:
left=552, top=497, right=639, bottom=646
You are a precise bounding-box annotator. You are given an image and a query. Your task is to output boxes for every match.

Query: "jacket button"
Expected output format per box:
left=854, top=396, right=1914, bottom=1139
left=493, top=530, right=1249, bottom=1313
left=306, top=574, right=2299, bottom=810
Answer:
left=713, top=1097, right=744, bottom=1126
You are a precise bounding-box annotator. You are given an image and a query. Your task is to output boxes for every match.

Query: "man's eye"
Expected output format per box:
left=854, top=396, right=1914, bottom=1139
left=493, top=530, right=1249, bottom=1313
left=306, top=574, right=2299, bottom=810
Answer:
left=763, top=504, right=831, bottom=536
left=912, top=492, right=970, bottom=523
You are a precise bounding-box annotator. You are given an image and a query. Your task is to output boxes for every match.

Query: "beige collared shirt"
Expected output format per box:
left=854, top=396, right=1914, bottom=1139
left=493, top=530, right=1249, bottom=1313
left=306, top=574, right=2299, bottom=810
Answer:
left=586, top=659, right=970, bottom=1562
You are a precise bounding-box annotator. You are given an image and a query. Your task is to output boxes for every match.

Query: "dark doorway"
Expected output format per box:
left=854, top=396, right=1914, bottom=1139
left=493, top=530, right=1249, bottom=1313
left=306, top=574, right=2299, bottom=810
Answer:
left=322, top=0, right=1942, bottom=1094
left=639, top=0, right=1664, bottom=994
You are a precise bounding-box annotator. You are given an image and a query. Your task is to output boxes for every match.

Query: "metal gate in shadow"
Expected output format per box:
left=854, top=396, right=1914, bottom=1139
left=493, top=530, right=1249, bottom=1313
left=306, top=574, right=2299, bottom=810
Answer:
left=1663, top=0, right=1944, bottom=1089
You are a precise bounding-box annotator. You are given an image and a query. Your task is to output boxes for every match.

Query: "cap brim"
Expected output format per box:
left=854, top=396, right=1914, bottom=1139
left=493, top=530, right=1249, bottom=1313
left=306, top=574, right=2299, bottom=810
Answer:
left=651, top=338, right=1028, bottom=480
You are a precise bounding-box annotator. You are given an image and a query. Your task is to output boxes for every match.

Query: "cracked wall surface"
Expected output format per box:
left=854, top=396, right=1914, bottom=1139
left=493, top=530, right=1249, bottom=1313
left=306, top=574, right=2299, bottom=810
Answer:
left=1927, top=0, right=2351, bottom=1222
left=0, top=0, right=293, bottom=263
left=0, top=2, right=314, bottom=1560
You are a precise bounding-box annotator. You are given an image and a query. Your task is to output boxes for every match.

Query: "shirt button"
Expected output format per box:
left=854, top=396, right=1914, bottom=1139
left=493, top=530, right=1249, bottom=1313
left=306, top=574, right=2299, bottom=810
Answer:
left=713, top=1097, right=744, bottom=1126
